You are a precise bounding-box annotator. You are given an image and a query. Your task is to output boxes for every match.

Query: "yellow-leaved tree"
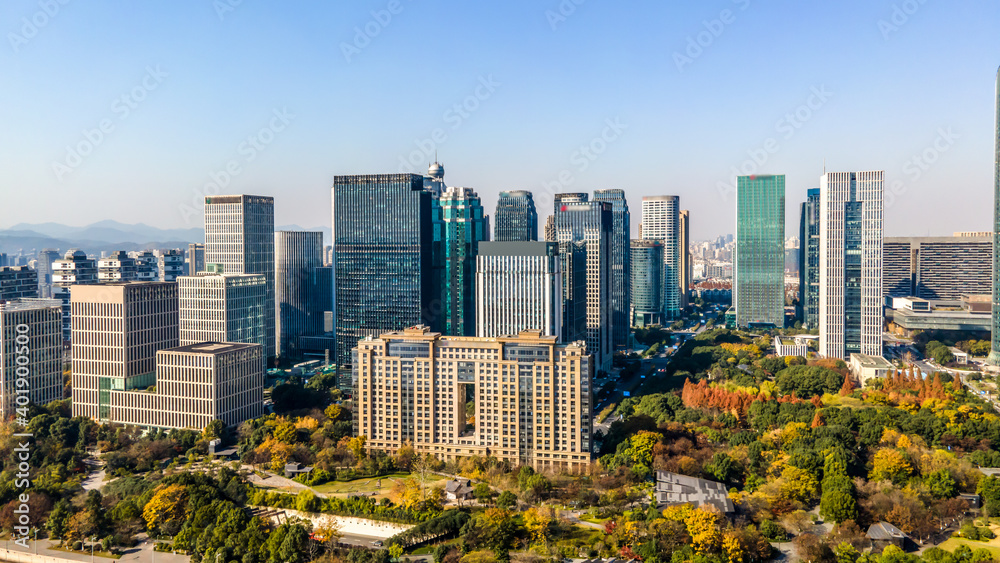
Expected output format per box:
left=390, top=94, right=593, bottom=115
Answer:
left=685, top=507, right=720, bottom=554
left=142, top=484, right=188, bottom=533
left=869, top=448, right=913, bottom=483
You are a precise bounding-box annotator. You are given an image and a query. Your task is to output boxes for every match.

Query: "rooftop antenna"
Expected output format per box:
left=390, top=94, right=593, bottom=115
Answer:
left=823, top=158, right=826, bottom=175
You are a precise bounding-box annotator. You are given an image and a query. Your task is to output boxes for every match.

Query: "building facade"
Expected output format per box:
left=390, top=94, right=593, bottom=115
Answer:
left=641, top=196, right=681, bottom=320
left=98, top=251, right=138, bottom=282
left=275, top=231, right=324, bottom=358
left=158, top=249, right=185, bottom=282
left=991, top=67, right=1000, bottom=364
left=819, top=171, right=884, bottom=359
left=108, top=342, right=264, bottom=430
left=332, top=174, right=435, bottom=365
left=883, top=236, right=991, bottom=299
left=52, top=249, right=98, bottom=341
left=735, top=175, right=785, bottom=328
left=476, top=242, right=562, bottom=339
left=630, top=239, right=663, bottom=327
left=495, top=190, right=538, bottom=242
left=70, top=282, right=180, bottom=421
left=0, top=267, right=39, bottom=301
left=36, top=249, right=60, bottom=298
left=0, top=299, right=62, bottom=419
left=187, top=243, right=205, bottom=275
left=679, top=209, right=691, bottom=310
left=204, top=195, right=275, bottom=358
left=178, top=273, right=267, bottom=352
left=593, top=189, right=630, bottom=349
left=434, top=186, right=489, bottom=336
left=799, top=188, right=821, bottom=328
left=353, top=326, right=592, bottom=473
left=554, top=200, right=612, bottom=372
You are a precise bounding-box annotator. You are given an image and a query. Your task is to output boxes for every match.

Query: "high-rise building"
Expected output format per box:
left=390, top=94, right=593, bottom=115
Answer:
left=641, top=196, right=681, bottom=319
left=178, top=273, right=267, bottom=352
left=70, top=282, right=179, bottom=421
left=133, top=251, right=159, bottom=281
left=434, top=186, right=489, bottom=336
left=593, top=189, right=630, bottom=349
left=275, top=231, right=324, bottom=358
left=36, top=249, right=60, bottom=298
left=734, top=175, right=785, bottom=329
left=554, top=193, right=588, bottom=212
left=476, top=242, right=562, bottom=339
left=988, top=70, right=1000, bottom=364
left=158, top=249, right=185, bottom=282
left=819, top=171, right=884, bottom=360
left=883, top=236, right=991, bottom=299
left=98, top=251, right=138, bottom=282
left=799, top=188, right=821, bottom=328
left=332, top=174, right=434, bottom=365
left=204, top=195, right=275, bottom=359
left=109, top=342, right=264, bottom=430
left=0, top=299, right=62, bottom=419
left=187, top=243, right=205, bottom=275
left=423, top=161, right=446, bottom=196
left=495, top=191, right=538, bottom=242
left=679, top=209, right=691, bottom=310
left=630, top=240, right=663, bottom=327
left=353, top=326, right=592, bottom=473
left=0, top=267, right=39, bottom=301
left=543, top=215, right=556, bottom=242
left=554, top=199, right=612, bottom=372
left=52, top=249, right=98, bottom=341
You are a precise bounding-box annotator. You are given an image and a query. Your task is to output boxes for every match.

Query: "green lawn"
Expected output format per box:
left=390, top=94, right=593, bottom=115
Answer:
left=49, top=546, right=122, bottom=560
left=938, top=537, right=1000, bottom=559
left=311, top=472, right=414, bottom=495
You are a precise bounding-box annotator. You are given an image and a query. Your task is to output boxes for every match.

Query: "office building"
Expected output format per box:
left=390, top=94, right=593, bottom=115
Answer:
left=423, top=161, right=446, bottom=196
left=133, top=251, right=159, bottom=281
left=275, top=231, right=324, bottom=359
left=52, top=249, right=98, bottom=342
left=98, top=251, right=137, bottom=282
left=204, top=195, right=275, bottom=359
left=70, top=282, right=179, bottom=421
left=0, top=299, right=62, bottom=419
left=734, top=175, right=785, bottom=328
left=495, top=191, right=538, bottom=242
left=353, top=326, right=592, bottom=473
left=554, top=199, right=612, bottom=372
left=476, top=242, right=562, bottom=338
left=990, top=67, right=1000, bottom=364
left=108, top=342, right=264, bottom=430
left=332, top=174, right=434, bottom=365
left=434, top=186, right=489, bottom=336
left=187, top=243, right=205, bottom=275
left=679, top=209, right=691, bottom=310
left=0, top=267, right=39, bottom=301
left=159, top=249, right=185, bottom=282
left=883, top=236, right=991, bottom=299
left=593, top=189, right=630, bottom=349
left=543, top=215, right=556, bottom=242
left=819, top=171, right=883, bottom=360
left=641, top=196, right=681, bottom=319
left=630, top=240, right=663, bottom=327
left=36, top=249, right=60, bottom=298
left=799, top=188, right=821, bottom=327
left=887, top=295, right=991, bottom=337
left=178, top=273, right=267, bottom=352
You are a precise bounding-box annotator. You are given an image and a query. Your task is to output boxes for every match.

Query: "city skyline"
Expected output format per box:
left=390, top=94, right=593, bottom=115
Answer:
left=1, top=2, right=998, bottom=242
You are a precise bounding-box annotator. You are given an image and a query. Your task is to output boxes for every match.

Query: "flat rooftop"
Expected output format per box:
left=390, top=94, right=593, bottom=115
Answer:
left=850, top=353, right=893, bottom=369
left=162, top=342, right=260, bottom=355
left=478, top=241, right=557, bottom=257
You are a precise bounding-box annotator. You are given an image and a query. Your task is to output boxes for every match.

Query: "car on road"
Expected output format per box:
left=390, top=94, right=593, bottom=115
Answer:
left=372, top=540, right=383, bottom=547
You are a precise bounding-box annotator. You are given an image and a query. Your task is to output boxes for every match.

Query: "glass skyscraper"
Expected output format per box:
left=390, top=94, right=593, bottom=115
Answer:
left=799, top=188, right=820, bottom=328
left=990, top=68, right=1000, bottom=365
left=641, top=196, right=681, bottom=320
left=332, top=174, right=434, bottom=365
left=630, top=239, right=663, bottom=327
left=819, top=171, right=883, bottom=359
left=592, top=189, right=630, bottom=349
left=735, top=175, right=785, bottom=329
left=275, top=231, right=325, bottom=359
left=495, top=190, right=538, bottom=242
left=433, top=186, right=489, bottom=336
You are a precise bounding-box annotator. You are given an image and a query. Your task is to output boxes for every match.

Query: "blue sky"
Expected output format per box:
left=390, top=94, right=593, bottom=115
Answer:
left=1, top=0, right=998, bottom=241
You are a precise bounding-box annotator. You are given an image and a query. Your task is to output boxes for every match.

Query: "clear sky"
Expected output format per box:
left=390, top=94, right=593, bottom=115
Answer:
left=1, top=0, right=998, bottom=241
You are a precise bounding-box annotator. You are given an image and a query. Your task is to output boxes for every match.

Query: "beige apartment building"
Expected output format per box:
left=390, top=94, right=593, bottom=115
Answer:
left=353, top=326, right=593, bottom=473
left=0, top=299, right=63, bottom=419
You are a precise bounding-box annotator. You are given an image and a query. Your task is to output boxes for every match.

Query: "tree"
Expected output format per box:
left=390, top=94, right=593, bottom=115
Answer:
left=820, top=488, right=859, bottom=524
left=347, top=435, right=367, bottom=465
left=523, top=507, right=553, bottom=545
left=388, top=544, right=404, bottom=563
left=142, top=484, right=188, bottom=535
left=684, top=507, right=720, bottom=554
left=473, top=483, right=493, bottom=505
left=496, top=491, right=516, bottom=510
left=869, top=449, right=913, bottom=484
left=925, top=469, right=958, bottom=500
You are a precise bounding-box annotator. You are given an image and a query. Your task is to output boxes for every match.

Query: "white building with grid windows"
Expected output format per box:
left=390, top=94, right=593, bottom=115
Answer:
left=475, top=242, right=562, bottom=339
left=641, top=196, right=682, bottom=319
left=178, top=273, right=267, bottom=353
left=0, top=299, right=63, bottom=419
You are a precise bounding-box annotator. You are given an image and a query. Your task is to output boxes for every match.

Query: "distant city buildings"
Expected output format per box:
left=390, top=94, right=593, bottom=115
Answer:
left=495, top=190, right=538, bottom=242
left=734, top=175, right=785, bottom=329
left=679, top=209, right=691, bottom=310
left=187, top=243, right=205, bottom=275
left=799, top=188, right=820, bottom=328
left=0, top=299, right=62, bottom=419
left=274, top=231, right=324, bottom=359
left=36, top=249, right=60, bottom=298
left=630, top=239, right=663, bottom=327
left=204, top=195, right=275, bottom=359
left=0, top=266, right=39, bottom=301
left=98, top=251, right=137, bottom=282
left=819, top=171, right=883, bottom=360
left=593, top=189, right=630, bottom=350
left=52, top=249, right=97, bottom=341
left=158, top=249, right=185, bottom=282
left=476, top=241, right=562, bottom=338
left=353, top=326, right=592, bottom=473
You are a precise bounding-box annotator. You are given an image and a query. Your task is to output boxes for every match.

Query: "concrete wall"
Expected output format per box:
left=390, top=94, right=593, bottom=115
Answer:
left=0, top=548, right=80, bottom=563
left=250, top=506, right=413, bottom=539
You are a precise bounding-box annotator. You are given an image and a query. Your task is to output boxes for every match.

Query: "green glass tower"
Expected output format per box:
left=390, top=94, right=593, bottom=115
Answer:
left=434, top=186, right=489, bottom=336
left=990, top=68, right=1000, bottom=365
left=735, top=174, right=785, bottom=329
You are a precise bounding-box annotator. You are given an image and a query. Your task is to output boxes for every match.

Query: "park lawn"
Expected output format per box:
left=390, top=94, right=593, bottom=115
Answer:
left=49, top=546, right=122, bottom=560
left=939, top=537, right=1000, bottom=559
left=311, top=473, right=452, bottom=496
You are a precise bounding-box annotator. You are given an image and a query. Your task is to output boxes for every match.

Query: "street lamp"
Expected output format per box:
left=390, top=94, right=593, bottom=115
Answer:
left=91, top=537, right=95, bottom=563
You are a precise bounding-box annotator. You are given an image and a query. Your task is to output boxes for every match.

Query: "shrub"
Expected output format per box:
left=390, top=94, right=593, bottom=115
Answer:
left=72, top=541, right=83, bottom=551
left=760, top=519, right=788, bottom=541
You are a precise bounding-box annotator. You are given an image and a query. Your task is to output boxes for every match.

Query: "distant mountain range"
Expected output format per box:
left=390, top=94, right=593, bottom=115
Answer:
left=0, top=221, right=331, bottom=257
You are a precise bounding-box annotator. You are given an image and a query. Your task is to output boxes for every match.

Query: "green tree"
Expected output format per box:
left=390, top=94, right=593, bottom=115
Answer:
left=926, top=470, right=958, bottom=500
left=820, top=488, right=859, bottom=524
left=496, top=491, right=516, bottom=510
